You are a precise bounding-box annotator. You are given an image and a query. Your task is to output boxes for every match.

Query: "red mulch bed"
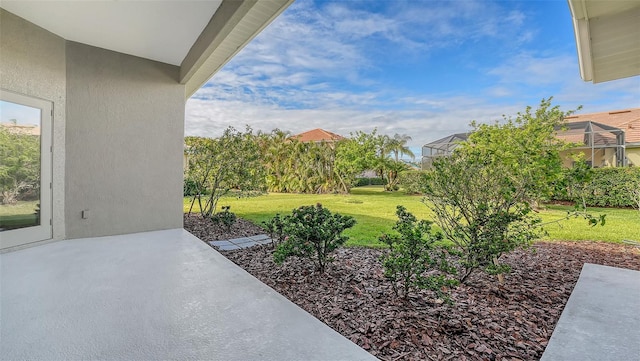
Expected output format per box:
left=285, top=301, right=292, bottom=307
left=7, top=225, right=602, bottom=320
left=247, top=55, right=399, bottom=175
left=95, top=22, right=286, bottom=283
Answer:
left=184, top=214, right=640, bottom=361
left=184, top=213, right=266, bottom=241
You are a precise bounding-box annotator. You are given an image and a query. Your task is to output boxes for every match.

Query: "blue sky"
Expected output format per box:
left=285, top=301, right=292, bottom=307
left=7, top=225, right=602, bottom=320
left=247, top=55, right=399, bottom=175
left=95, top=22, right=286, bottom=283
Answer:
left=0, top=101, right=41, bottom=126
left=185, top=0, right=640, bottom=150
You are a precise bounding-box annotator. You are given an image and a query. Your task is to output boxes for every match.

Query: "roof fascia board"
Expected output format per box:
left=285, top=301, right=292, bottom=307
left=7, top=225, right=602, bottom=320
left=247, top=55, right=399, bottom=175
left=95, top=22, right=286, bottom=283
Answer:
left=180, top=0, right=294, bottom=99
left=568, top=0, right=594, bottom=82
left=180, top=0, right=254, bottom=89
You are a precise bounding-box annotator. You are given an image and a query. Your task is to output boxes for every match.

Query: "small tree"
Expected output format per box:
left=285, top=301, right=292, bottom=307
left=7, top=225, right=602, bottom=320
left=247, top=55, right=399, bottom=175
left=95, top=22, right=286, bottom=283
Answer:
left=273, top=204, right=356, bottom=273
left=382, top=158, right=409, bottom=191
left=424, top=154, right=545, bottom=283
left=423, top=98, right=604, bottom=283
left=564, top=158, right=593, bottom=210
left=379, top=206, right=458, bottom=299
left=464, top=97, right=575, bottom=206
left=333, top=131, right=379, bottom=193
left=185, top=126, right=265, bottom=218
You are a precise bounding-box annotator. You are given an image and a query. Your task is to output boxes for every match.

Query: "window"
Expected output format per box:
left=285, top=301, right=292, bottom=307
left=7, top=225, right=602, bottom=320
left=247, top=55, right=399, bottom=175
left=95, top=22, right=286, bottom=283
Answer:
left=0, top=90, right=52, bottom=249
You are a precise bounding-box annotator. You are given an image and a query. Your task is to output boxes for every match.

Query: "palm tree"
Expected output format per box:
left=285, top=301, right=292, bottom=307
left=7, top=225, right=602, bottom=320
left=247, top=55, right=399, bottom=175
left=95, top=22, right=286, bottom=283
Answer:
left=389, top=133, right=415, bottom=162
left=260, top=129, right=291, bottom=192
left=374, top=133, right=415, bottom=191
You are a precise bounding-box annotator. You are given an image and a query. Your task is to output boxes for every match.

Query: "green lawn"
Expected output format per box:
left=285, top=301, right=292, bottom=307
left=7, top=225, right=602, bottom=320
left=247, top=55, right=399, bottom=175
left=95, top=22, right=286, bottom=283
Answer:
left=184, top=186, right=640, bottom=247
left=539, top=204, right=638, bottom=243
left=0, top=200, right=39, bottom=230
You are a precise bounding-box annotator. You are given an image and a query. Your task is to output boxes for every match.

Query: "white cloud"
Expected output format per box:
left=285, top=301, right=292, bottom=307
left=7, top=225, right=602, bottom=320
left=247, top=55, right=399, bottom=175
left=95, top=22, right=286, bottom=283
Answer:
left=488, top=53, right=576, bottom=86
left=556, top=76, right=640, bottom=113
left=185, top=94, right=525, bottom=149
left=185, top=0, right=639, bottom=154
left=485, top=52, right=640, bottom=112
left=191, top=0, right=536, bottom=102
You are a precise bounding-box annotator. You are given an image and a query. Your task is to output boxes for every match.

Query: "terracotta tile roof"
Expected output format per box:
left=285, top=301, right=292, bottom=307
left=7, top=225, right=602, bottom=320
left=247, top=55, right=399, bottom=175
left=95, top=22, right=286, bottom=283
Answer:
left=562, top=108, right=640, bottom=145
left=0, top=122, right=40, bottom=136
left=292, top=128, right=344, bottom=143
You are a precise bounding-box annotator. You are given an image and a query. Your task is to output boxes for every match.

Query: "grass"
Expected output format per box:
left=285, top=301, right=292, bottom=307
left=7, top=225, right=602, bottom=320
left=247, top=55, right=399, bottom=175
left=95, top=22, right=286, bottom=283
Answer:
left=184, top=186, right=640, bottom=247
left=0, top=200, right=39, bottom=229
left=539, top=204, right=638, bottom=243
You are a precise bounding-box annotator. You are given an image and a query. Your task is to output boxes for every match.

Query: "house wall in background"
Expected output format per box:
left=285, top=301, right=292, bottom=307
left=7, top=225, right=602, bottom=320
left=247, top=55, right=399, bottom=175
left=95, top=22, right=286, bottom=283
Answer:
left=561, top=149, right=602, bottom=168
left=65, top=42, right=185, bottom=239
left=627, top=148, right=640, bottom=166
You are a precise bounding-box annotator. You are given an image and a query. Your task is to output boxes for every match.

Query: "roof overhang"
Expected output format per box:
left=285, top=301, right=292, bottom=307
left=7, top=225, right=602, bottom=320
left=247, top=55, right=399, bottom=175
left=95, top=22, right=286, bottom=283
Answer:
left=0, top=0, right=293, bottom=98
left=568, top=0, right=640, bottom=83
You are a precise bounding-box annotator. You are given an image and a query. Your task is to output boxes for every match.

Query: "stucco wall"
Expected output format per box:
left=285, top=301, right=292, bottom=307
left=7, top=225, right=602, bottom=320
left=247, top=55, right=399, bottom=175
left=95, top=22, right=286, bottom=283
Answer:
left=627, top=148, right=640, bottom=166
left=561, top=148, right=609, bottom=168
left=0, top=9, right=66, bottom=240
left=65, top=42, right=185, bottom=239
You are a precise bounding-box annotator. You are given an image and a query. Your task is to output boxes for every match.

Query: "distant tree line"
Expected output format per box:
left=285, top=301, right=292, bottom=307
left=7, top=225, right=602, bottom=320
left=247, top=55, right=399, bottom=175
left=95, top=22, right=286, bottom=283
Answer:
left=0, top=125, right=40, bottom=205
left=184, top=127, right=415, bottom=215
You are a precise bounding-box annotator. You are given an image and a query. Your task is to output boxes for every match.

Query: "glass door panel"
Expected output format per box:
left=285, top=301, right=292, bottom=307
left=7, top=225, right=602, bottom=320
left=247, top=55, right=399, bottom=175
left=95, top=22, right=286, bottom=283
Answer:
left=0, top=91, right=52, bottom=249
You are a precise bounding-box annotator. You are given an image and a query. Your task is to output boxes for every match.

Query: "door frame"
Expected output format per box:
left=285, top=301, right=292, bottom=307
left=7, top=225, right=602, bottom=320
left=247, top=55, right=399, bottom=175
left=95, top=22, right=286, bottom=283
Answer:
left=0, top=89, right=53, bottom=250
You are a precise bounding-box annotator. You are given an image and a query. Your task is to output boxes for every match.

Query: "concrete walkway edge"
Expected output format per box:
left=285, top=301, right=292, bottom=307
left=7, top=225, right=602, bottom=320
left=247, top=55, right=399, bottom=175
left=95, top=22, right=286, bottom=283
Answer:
left=540, top=263, right=640, bottom=361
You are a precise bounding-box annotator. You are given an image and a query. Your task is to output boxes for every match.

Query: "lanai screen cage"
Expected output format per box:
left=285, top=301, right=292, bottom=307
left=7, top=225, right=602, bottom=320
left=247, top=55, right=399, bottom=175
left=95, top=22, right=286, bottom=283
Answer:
left=421, top=121, right=626, bottom=170
left=421, top=133, right=469, bottom=169
left=557, top=121, right=626, bottom=167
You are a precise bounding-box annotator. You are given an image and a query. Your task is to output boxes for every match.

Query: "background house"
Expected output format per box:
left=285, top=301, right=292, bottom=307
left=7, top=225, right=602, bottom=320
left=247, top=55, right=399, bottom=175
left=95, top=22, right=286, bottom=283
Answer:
left=292, top=128, right=345, bottom=143
left=0, top=122, right=41, bottom=136
left=421, top=108, right=640, bottom=169
left=559, top=108, right=640, bottom=167
left=421, top=133, right=469, bottom=169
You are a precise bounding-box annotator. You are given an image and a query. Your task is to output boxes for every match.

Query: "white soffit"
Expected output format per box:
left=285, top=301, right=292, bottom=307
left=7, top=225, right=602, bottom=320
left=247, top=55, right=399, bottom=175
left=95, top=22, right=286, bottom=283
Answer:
left=181, top=0, right=294, bottom=97
left=568, top=0, right=640, bottom=83
left=0, top=0, right=223, bottom=66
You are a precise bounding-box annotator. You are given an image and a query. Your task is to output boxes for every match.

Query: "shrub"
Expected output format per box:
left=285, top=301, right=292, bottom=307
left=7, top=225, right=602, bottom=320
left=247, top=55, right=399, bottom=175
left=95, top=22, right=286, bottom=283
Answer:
left=262, top=213, right=286, bottom=247
left=423, top=99, right=604, bottom=284
left=211, top=206, right=236, bottom=231
left=379, top=206, right=458, bottom=299
left=273, top=204, right=356, bottom=273
left=424, top=154, right=545, bottom=283
left=183, top=178, right=199, bottom=196
left=184, top=127, right=265, bottom=217
left=551, top=167, right=640, bottom=208
left=398, top=170, right=429, bottom=194
left=354, top=177, right=385, bottom=187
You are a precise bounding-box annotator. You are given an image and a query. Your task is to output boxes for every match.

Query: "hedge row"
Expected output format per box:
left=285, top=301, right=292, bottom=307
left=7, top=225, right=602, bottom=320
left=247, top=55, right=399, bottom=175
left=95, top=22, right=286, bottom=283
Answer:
left=397, top=167, right=640, bottom=208
left=398, top=170, right=429, bottom=195
left=551, top=167, right=640, bottom=208
left=354, top=177, right=386, bottom=187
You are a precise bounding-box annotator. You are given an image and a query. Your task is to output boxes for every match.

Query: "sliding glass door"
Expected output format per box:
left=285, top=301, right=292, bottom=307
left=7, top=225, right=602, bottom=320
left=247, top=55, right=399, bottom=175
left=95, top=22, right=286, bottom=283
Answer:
left=0, top=90, right=52, bottom=249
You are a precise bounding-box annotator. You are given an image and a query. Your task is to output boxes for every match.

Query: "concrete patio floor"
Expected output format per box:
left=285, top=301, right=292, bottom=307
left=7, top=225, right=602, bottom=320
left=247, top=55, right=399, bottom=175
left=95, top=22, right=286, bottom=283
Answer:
left=541, top=263, right=640, bottom=361
left=1, top=229, right=376, bottom=360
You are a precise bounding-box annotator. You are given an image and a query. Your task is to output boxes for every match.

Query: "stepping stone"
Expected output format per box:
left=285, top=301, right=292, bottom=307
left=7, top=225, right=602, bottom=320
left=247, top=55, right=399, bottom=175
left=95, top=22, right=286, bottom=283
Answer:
left=236, top=242, right=258, bottom=249
left=209, top=240, right=234, bottom=247
left=208, top=240, right=241, bottom=251
left=210, top=235, right=272, bottom=250
left=217, top=244, right=241, bottom=251
left=227, top=237, right=253, bottom=244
